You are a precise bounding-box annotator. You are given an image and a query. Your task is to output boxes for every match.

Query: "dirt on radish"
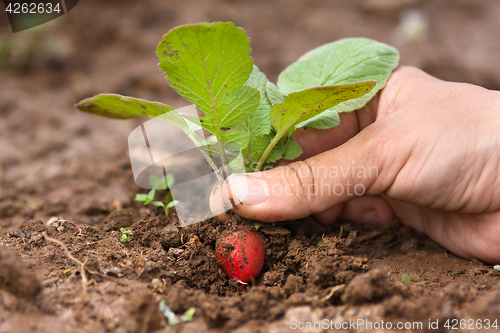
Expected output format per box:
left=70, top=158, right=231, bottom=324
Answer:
left=2, top=0, right=500, bottom=332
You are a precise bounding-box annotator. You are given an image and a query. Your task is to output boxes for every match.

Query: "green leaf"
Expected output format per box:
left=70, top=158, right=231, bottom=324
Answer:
left=208, top=86, right=260, bottom=128
left=166, top=174, right=175, bottom=187
left=159, top=300, right=181, bottom=326
left=243, top=65, right=273, bottom=128
left=77, top=96, right=204, bottom=149
left=277, top=38, right=399, bottom=124
left=270, top=82, right=375, bottom=135
left=147, top=189, right=156, bottom=202
left=248, top=134, right=286, bottom=165
left=238, top=66, right=274, bottom=162
left=149, top=174, right=175, bottom=190
left=180, top=308, right=196, bottom=322
left=157, top=22, right=254, bottom=177
left=282, top=138, right=303, bottom=160
left=157, top=22, right=253, bottom=123
left=135, top=193, right=148, bottom=202
left=266, top=81, right=284, bottom=105
left=221, top=129, right=250, bottom=151
left=402, top=274, right=411, bottom=284
left=166, top=200, right=178, bottom=209
left=76, top=94, right=173, bottom=119
left=151, top=201, right=166, bottom=208
left=296, top=109, right=340, bottom=129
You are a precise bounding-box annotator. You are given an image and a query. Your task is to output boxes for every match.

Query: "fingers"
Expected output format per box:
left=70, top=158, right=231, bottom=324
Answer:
left=392, top=201, right=500, bottom=264
left=227, top=120, right=407, bottom=222
left=314, top=196, right=395, bottom=226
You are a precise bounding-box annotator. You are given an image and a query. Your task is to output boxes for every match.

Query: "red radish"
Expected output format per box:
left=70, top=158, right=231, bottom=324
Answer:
left=216, top=229, right=265, bottom=284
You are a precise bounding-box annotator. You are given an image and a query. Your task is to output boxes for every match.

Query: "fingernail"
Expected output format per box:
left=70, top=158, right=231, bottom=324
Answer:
left=363, top=210, right=379, bottom=224
left=228, top=174, right=269, bottom=205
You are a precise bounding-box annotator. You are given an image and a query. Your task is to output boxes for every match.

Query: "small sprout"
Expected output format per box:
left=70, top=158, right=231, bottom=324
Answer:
left=120, top=228, right=133, bottom=243
left=254, top=223, right=261, bottom=231
left=149, top=174, right=175, bottom=190
left=416, top=282, right=425, bottom=286
left=135, top=188, right=156, bottom=205
left=402, top=274, right=411, bottom=284
left=159, top=300, right=195, bottom=326
left=317, top=234, right=328, bottom=247
left=135, top=188, right=178, bottom=216
left=493, top=265, right=500, bottom=272
left=151, top=278, right=160, bottom=284
left=180, top=307, right=196, bottom=322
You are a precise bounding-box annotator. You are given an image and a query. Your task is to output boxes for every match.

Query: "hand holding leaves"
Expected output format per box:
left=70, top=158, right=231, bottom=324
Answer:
left=75, top=22, right=399, bottom=174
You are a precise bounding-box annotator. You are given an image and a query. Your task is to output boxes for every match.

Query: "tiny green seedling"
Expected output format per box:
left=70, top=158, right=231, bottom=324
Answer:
left=135, top=174, right=178, bottom=215
left=120, top=228, right=133, bottom=243
left=159, top=300, right=195, bottom=326
left=317, top=234, right=328, bottom=247
left=135, top=188, right=178, bottom=216
left=402, top=274, right=411, bottom=284
left=149, top=174, right=175, bottom=191
left=76, top=22, right=399, bottom=178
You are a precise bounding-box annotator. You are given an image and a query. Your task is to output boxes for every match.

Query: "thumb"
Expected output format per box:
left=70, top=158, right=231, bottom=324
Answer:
left=227, top=121, right=404, bottom=222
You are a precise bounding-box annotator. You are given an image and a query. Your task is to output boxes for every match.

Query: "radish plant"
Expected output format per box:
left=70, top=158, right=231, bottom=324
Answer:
left=76, top=22, right=399, bottom=179
left=76, top=22, right=399, bottom=283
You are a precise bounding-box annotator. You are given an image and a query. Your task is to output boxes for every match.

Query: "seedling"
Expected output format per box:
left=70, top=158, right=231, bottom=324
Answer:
left=317, top=234, right=328, bottom=247
left=402, top=274, right=411, bottom=284
left=159, top=300, right=195, bottom=326
left=120, top=228, right=133, bottom=243
left=135, top=187, right=178, bottom=216
left=76, top=22, right=399, bottom=178
left=149, top=174, right=175, bottom=191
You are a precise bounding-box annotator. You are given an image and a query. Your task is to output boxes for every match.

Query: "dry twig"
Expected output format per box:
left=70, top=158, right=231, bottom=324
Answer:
left=42, top=232, right=88, bottom=296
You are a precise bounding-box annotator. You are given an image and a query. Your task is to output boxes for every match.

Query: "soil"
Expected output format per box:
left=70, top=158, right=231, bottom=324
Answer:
left=2, top=0, right=500, bottom=332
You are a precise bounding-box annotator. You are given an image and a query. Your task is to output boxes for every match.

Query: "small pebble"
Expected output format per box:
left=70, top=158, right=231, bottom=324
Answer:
left=7, top=230, right=25, bottom=238
left=168, top=248, right=185, bottom=256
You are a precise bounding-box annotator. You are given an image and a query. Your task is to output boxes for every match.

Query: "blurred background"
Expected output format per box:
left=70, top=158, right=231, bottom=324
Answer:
left=0, top=0, right=499, bottom=229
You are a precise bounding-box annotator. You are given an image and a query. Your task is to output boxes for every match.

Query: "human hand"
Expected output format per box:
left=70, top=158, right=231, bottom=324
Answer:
left=224, top=66, right=500, bottom=263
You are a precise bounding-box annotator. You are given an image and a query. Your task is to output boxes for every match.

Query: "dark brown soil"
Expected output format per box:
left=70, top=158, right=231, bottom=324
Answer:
left=2, top=1, right=500, bottom=332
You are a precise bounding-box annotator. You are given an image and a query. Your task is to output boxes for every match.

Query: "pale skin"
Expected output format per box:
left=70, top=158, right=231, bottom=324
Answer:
left=215, top=66, right=500, bottom=264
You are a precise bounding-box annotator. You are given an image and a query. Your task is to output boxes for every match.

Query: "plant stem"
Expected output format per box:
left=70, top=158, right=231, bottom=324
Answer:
left=256, top=112, right=304, bottom=171
left=208, top=95, right=229, bottom=178
left=255, top=130, right=284, bottom=171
